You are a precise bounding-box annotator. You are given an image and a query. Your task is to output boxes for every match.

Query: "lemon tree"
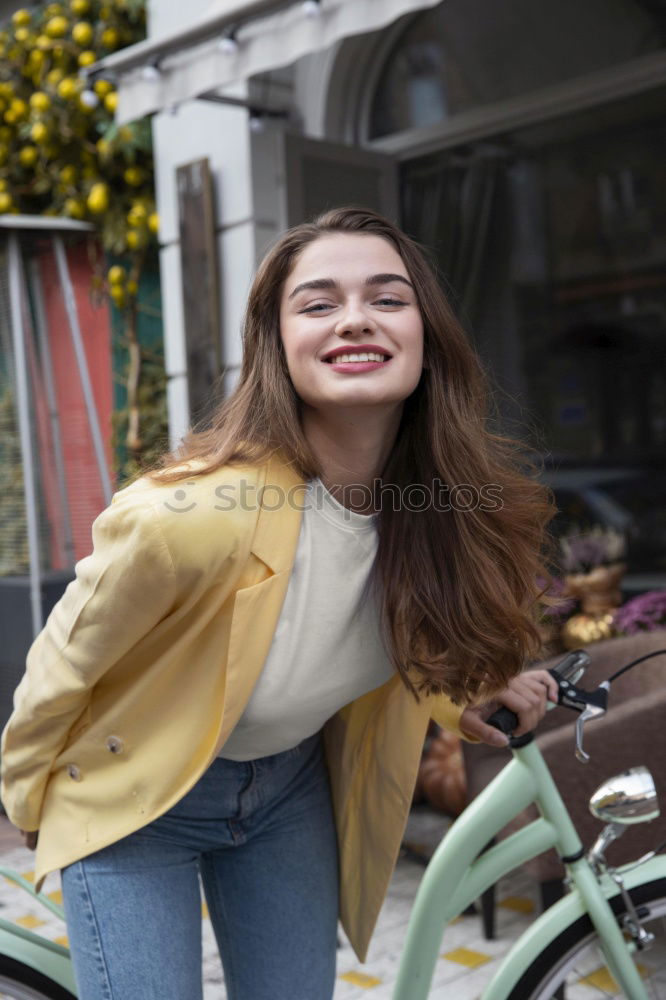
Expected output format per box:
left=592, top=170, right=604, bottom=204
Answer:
left=0, top=0, right=167, bottom=472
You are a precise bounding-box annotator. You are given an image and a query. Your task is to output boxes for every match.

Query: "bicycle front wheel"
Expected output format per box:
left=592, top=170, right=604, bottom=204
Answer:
left=0, top=956, right=75, bottom=1000
left=509, top=877, right=666, bottom=999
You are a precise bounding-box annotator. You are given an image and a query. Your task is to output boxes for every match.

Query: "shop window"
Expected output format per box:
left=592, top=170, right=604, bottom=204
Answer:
left=370, top=0, right=665, bottom=139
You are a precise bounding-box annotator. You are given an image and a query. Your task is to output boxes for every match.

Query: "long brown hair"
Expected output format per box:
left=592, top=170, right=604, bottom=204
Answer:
left=153, top=207, right=554, bottom=705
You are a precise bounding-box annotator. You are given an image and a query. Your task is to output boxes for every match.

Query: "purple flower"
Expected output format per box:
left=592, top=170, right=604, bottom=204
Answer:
left=614, top=590, right=666, bottom=636
left=559, top=527, right=626, bottom=574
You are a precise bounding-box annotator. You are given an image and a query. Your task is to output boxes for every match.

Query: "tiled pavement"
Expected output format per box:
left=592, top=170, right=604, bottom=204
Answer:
left=0, top=809, right=615, bottom=998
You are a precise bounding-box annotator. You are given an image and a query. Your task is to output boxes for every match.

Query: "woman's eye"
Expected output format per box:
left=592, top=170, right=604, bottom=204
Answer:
left=300, top=303, right=332, bottom=313
left=375, top=298, right=405, bottom=307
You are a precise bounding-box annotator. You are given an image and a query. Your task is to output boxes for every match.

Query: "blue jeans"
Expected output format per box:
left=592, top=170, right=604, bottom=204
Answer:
left=61, top=731, right=339, bottom=1000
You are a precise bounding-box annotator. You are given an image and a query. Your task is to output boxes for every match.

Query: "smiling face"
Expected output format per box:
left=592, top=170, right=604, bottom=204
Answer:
left=278, top=233, right=424, bottom=419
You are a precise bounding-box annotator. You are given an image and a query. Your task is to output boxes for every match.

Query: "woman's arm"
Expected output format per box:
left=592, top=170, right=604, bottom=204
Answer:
left=1, top=495, right=177, bottom=834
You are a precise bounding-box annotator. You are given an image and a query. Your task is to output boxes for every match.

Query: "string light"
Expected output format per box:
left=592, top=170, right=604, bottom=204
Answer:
left=302, top=0, right=321, bottom=16
left=141, top=61, right=161, bottom=82
left=218, top=30, right=239, bottom=55
left=79, top=88, right=99, bottom=108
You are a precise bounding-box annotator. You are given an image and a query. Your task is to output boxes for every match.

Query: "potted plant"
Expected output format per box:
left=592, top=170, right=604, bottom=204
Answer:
left=558, top=527, right=627, bottom=649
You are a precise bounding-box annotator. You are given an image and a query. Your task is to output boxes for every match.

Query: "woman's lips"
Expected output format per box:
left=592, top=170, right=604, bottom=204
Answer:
left=326, top=359, right=391, bottom=373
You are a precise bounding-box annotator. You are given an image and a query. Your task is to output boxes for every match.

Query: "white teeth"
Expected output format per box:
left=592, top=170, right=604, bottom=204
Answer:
left=327, top=351, right=389, bottom=364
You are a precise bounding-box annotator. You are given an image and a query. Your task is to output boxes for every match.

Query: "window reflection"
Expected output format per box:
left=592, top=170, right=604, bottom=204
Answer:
left=370, top=0, right=664, bottom=139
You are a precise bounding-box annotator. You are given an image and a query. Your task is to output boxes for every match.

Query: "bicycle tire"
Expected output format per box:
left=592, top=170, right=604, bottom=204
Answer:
left=0, top=956, right=76, bottom=1000
left=508, top=876, right=666, bottom=999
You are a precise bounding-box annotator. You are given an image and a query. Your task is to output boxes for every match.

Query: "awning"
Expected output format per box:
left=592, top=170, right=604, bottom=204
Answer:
left=87, top=0, right=442, bottom=125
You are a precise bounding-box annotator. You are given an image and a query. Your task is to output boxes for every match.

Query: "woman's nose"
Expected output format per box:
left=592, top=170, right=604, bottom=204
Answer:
left=334, top=301, right=376, bottom=337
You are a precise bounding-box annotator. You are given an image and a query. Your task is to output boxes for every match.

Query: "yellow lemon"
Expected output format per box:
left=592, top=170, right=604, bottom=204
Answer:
left=45, top=16, right=69, bottom=38
left=94, top=79, right=113, bottom=97
left=64, top=196, right=85, bottom=218
left=123, top=166, right=143, bottom=186
left=57, top=77, right=79, bottom=100
left=59, top=164, right=77, bottom=184
left=100, top=27, right=119, bottom=49
left=110, top=285, right=125, bottom=307
left=19, top=145, right=39, bottom=167
left=12, top=9, right=31, bottom=26
left=14, top=27, right=31, bottom=43
left=125, top=229, right=141, bottom=249
left=28, top=49, right=46, bottom=69
left=148, top=211, right=159, bottom=234
left=103, top=91, right=118, bottom=113
left=78, top=50, right=96, bottom=67
left=30, top=121, right=49, bottom=143
left=29, top=91, right=51, bottom=112
left=127, top=202, right=147, bottom=227
left=0, top=191, right=14, bottom=212
left=96, top=138, right=110, bottom=156
left=10, top=98, right=28, bottom=119
left=46, top=68, right=64, bottom=89
left=36, top=34, right=53, bottom=50
left=70, top=0, right=91, bottom=14
left=72, top=21, right=93, bottom=46
left=87, top=181, right=109, bottom=213
left=107, top=264, right=125, bottom=284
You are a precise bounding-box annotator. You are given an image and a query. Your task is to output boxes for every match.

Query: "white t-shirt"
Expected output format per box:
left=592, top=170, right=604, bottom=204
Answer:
left=219, top=479, right=395, bottom=760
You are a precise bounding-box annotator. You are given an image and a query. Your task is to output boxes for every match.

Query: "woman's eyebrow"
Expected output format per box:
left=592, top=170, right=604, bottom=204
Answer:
left=288, top=273, right=414, bottom=300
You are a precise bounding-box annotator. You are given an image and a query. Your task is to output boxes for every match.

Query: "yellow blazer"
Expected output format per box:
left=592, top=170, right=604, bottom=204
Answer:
left=1, top=451, right=464, bottom=961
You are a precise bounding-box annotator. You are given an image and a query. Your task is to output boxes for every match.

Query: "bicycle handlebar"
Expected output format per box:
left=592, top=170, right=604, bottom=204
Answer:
left=486, top=646, right=666, bottom=761
left=486, top=648, right=592, bottom=739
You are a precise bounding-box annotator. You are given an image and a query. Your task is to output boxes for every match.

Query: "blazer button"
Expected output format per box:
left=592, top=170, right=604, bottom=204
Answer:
left=67, top=764, right=82, bottom=781
left=106, top=736, right=124, bottom=754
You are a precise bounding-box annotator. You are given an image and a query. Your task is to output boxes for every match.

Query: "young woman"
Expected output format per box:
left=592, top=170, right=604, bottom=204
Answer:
left=1, top=207, right=557, bottom=1000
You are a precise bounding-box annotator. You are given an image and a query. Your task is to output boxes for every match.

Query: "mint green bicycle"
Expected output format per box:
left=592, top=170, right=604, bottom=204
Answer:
left=395, top=648, right=666, bottom=999
left=0, top=649, right=664, bottom=999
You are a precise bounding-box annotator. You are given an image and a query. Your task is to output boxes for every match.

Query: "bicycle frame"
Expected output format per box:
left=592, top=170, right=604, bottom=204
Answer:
left=393, top=739, right=666, bottom=1000
left=0, top=867, right=77, bottom=995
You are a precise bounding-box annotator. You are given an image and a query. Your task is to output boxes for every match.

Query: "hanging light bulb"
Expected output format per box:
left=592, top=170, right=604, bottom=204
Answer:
left=141, top=62, right=161, bottom=82
left=80, top=88, right=99, bottom=109
left=218, top=31, right=239, bottom=55
left=302, top=0, right=321, bottom=16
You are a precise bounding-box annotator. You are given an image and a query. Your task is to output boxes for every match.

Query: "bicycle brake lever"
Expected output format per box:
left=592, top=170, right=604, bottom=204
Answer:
left=574, top=682, right=610, bottom=763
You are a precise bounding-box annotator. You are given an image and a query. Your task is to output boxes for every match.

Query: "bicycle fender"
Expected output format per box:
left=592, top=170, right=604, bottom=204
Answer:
left=479, top=854, right=666, bottom=1000
left=0, top=917, right=77, bottom=994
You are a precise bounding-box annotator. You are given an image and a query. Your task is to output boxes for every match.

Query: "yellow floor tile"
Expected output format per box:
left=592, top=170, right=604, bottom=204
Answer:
left=53, top=936, right=69, bottom=948
left=499, top=896, right=534, bottom=914
left=20, top=871, right=35, bottom=883
left=15, top=915, right=45, bottom=929
left=579, top=964, right=648, bottom=992
left=339, top=970, right=383, bottom=988
left=442, top=946, right=491, bottom=968
left=47, top=889, right=63, bottom=905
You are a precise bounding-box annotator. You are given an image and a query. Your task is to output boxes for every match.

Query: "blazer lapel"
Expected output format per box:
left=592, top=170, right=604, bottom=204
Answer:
left=214, top=452, right=307, bottom=750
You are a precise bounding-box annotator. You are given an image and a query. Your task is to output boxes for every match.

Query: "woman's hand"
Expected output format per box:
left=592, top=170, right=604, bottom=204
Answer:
left=20, top=830, right=38, bottom=850
left=459, top=670, right=559, bottom=747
